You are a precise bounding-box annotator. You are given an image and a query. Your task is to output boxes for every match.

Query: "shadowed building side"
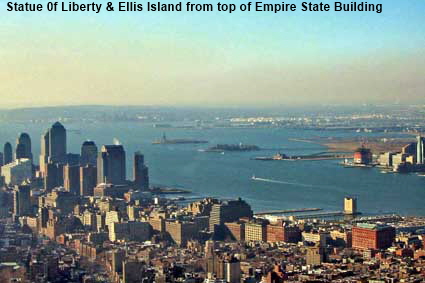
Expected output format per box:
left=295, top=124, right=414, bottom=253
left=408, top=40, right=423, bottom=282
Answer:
left=81, top=141, right=98, bottom=166
left=80, top=165, right=97, bottom=196
left=16, top=133, right=33, bottom=161
left=49, top=122, right=67, bottom=164
left=134, top=151, right=149, bottom=191
left=3, top=142, right=13, bottom=165
left=97, top=145, right=126, bottom=185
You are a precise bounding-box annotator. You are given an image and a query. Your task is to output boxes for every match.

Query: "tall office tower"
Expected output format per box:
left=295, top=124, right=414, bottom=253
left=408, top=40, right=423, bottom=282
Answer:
left=15, top=144, right=26, bottom=160
left=49, top=122, right=67, bottom=164
left=13, top=184, right=31, bottom=217
left=133, top=151, right=149, bottom=191
left=97, top=145, right=126, bottom=185
left=80, top=165, right=97, bottom=196
left=417, top=136, right=425, bottom=164
left=40, top=130, right=50, bottom=175
left=44, top=163, right=64, bottom=192
left=63, top=164, right=80, bottom=195
left=15, top=133, right=33, bottom=161
left=3, top=142, right=13, bottom=165
left=66, top=153, right=80, bottom=166
left=81, top=141, right=98, bottom=166
left=0, top=153, right=3, bottom=168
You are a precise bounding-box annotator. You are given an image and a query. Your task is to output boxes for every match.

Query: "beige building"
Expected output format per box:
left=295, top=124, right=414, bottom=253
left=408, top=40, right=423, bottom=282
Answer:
left=109, top=221, right=152, bottom=242
left=1, top=158, right=32, bottom=186
left=245, top=222, right=267, bottom=242
left=165, top=220, right=197, bottom=246
left=344, top=197, right=357, bottom=215
left=306, top=246, right=323, bottom=265
left=302, top=231, right=330, bottom=247
left=82, top=210, right=97, bottom=230
left=105, top=210, right=120, bottom=229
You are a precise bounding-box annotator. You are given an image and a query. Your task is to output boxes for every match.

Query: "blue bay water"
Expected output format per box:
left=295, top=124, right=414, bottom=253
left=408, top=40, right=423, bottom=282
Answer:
left=1, top=121, right=424, bottom=216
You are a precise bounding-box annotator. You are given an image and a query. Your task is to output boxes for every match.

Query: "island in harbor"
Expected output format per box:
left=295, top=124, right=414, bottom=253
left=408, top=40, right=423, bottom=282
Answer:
left=152, top=133, right=208, bottom=144
left=201, top=143, right=261, bottom=152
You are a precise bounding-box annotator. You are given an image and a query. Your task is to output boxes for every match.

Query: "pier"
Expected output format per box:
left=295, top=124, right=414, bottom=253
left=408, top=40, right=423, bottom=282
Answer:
left=293, top=211, right=346, bottom=219
left=254, top=208, right=322, bottom=216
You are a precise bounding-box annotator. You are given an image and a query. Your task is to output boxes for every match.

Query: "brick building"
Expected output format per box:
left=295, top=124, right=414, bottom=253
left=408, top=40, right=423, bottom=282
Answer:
left=352, top=223, right=395, bottom=250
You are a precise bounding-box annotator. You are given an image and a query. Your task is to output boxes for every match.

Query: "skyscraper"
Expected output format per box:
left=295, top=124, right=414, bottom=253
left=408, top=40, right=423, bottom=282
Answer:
left=44, top=163, right=64, bottom=192
left=3, top=142, right=13, bottom=165
left=39, top=130, right=50, bottom=175
left=49, top=122, right=67, bottom=164
left=97, top=145, right=126, bottom=185
left=80, top=165, right=97, bottom=196
left=63, top=164, right=80, bottom=195
left=417, top=136, right=424, bottom=164
left=15, top=144, right=26, bottom=160
left=81, top=141, right=98, bottom=166
left=133, top=151, right=149, bottom=191
left=15, top=133, right=32, bottom=161
left=13, top=184, right=31, bottom=217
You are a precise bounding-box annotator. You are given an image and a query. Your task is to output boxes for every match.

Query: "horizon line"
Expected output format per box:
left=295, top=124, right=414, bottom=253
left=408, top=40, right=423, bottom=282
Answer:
left=1, top=103, right=424, bottom=111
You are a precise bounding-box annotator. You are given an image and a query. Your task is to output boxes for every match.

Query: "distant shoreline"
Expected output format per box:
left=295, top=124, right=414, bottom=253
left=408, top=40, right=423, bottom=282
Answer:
left=288, top=136, right=414, bottom=153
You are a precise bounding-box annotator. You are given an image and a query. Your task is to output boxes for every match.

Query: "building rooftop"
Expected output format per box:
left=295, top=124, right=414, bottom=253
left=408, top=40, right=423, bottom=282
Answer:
left=356, top=223, right=392, bottom=230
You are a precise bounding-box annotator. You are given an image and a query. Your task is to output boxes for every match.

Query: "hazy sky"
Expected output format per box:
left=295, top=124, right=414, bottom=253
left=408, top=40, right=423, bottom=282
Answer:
left=1, top=0, right=424, bottom=108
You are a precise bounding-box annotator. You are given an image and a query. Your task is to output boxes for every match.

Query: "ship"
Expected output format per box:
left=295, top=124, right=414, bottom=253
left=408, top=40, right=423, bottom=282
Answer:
left=152, top=133, right=208, bottom=145
left=251, top=175, right=264, bottom=181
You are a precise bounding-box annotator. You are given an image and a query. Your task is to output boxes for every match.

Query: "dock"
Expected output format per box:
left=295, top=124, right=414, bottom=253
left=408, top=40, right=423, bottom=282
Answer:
left=253, top=152, right=353, bottom=161
left=255, top=208, right=322, bottom=216
left=294, top=211, right=346, bottom=219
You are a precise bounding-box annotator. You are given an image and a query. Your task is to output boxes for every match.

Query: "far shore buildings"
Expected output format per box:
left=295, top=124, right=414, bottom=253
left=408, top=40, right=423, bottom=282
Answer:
left=353, top=147, right=372, bottom=165
left=375, top=135, right=425, bottom=173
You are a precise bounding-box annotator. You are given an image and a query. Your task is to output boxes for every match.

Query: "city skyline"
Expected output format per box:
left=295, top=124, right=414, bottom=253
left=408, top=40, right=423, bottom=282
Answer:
left=0, top=118, right=424, bottom=283
left=1, top=0, right=425, bottom=108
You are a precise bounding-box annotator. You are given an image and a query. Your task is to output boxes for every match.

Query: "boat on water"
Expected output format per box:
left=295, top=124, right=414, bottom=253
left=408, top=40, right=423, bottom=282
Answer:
left=251, top=175, right=267, bottom=181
